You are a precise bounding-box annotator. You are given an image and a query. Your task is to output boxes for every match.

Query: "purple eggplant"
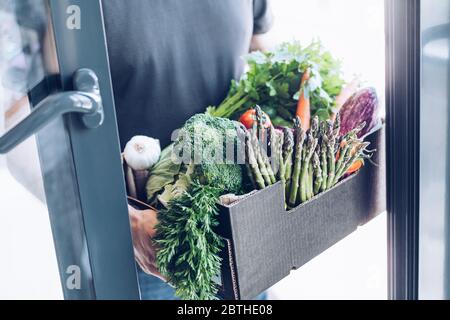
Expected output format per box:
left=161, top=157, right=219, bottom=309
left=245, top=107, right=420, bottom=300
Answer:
left=339, top=87, right=380, bottom=138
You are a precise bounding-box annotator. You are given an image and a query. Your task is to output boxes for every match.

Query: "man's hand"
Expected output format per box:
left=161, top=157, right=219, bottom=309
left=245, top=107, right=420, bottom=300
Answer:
left=128, top=205, right=164, bottom=280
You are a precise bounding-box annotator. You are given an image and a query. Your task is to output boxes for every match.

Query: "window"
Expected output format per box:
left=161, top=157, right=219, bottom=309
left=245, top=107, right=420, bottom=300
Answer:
left=268, top=0, right=387, bottom=300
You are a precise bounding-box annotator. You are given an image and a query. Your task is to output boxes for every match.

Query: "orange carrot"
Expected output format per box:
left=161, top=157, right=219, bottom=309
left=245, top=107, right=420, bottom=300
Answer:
left=346, top=159, right=364, bottom=174
left=296, top=69, right=311, bottom=130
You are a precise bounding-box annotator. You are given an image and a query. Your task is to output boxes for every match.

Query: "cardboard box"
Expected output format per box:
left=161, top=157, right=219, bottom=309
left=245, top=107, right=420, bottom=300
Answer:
left=217, top=128, right=386, bottom=300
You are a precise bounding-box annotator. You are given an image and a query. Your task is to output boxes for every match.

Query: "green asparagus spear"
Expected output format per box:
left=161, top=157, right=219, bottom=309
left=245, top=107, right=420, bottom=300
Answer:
left=280, top=128, right=294, bottom=204
left=277, top=131, right=287, bottom=202
left=262, top=149, right=277, bottom=184
left=255, top=106, right=277, bottom=184
left=288, top=117, right=305, bottom=208
left=336, top=142, right=371, bottom=181
left=313, top=152, right=322, bottom=195
left=308, top=163, right=314, bottom=200
left=277, top=130, right=285, bottom=179
left=281, top=127, right=294, bottom=201
left=253, top=105, right=265, bottom=140
left=235, top=122, right=265, bottom=190
left=254, top=142, right=272, bottom=186
left=251, top=122, right=272, bottom=186
left=270, top=126, right=282, bottom=177
left=320, top=122, right=329, bottom=192
left=282, top=128, right=294, bottom=177
left=238, top=124, right=266, bottom=190
left=333, top=115, right=341, bottom=153
left=299, top=134, right=318, bottom=203
left=311, top=116, right=320, bottom=139
left=247, top=139, right=266, bottom=189
left=333, top=140, right=352, bottom=185
left=326, top=121, right=336, bottom=189
left=333, top=113, right=341, bottom=137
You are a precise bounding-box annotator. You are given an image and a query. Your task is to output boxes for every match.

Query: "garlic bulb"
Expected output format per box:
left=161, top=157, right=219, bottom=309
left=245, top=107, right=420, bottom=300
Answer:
left=123, top=136, right=161, bottom=171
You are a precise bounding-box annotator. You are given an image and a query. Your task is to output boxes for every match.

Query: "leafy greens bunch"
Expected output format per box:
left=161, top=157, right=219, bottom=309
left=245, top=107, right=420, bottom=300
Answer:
left=207, top=40, right=345, bottom=125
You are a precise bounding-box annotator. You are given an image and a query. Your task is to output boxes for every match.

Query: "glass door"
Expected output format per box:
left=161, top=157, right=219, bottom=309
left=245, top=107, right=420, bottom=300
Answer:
left=419, top=0, right=450, bottom=300
left=0, top=0, right=139, bottom=299
left=267, top=0, right=387, bottom=299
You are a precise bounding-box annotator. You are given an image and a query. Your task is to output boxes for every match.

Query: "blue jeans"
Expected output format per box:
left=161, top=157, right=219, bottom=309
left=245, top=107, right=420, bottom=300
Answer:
left=137, top=268, right=267, bottom=300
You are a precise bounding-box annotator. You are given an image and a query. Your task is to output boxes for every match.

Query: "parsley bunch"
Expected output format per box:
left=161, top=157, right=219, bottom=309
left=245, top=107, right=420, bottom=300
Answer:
left=207, top=40, right=344, bottom=125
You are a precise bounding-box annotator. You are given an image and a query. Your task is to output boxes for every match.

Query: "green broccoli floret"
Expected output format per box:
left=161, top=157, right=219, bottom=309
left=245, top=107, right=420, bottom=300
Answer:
left=194, top=163, right=242, bottom=195
left=174, top=113, right=243, bottom=195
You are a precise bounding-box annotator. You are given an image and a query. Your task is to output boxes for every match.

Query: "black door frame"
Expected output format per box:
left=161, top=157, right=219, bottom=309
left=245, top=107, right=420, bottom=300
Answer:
left=44, top=0, right=140, bottom=299
left=385, top=0, right=421, bottom=300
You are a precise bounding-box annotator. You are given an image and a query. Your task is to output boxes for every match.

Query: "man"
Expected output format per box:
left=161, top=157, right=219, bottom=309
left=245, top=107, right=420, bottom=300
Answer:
left=102, top=0, right=273, bottom=299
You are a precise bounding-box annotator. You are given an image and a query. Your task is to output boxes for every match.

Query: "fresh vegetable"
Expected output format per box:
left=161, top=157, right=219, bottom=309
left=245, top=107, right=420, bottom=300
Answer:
left=236, top=122, right=266, bottom=189
left=254, top=107, right=277, bottom=184
left=268, top=125, right=282, bottom=174
left=239, top=108, right=272, bottom=129
left=280, top=127, right=294, bottom=201
left=152, top=113, right=244, bottom=300
left=296, top=69, right=311, bottom=130
left=320, top=122, right=328, bottom=193
left=207, top=40, right=345, bottom=123
left=252, top=126, right=272, bottom=186
left=312, top=151, right=322, bottom=195
left=157, top=163, right=192, bottom=208
left=235, top=106, right=283, bottom=193
left=299, top=126, right=318, bottom=203
left=326, top=120, right=336, bottom=189
left=288, top=117, right=306, bottom=208
left=123, top=135, right=161, bottom=199
left=244, top=113, right=374, bottom=209
left=339, top=87, right=380, bottom=138
left=345, top=159, right=364, bottom=175
left=156, top=180, right=223, bottom=300
left=172, top=113, right=243, bottom=195
left=123, top=136, right=161, bottom=171
left=146, top=144, right=182, bottom=206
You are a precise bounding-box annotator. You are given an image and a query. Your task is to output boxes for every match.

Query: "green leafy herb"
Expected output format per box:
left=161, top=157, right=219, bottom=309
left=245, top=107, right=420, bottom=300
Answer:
left=207, top=40, right=344, bottom=123
left=155, top=180, right=223, bottom=300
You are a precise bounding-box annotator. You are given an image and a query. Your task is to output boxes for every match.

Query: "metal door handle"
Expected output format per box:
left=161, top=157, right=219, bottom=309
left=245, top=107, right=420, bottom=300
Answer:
left=0, top=69, right=104, bottom=154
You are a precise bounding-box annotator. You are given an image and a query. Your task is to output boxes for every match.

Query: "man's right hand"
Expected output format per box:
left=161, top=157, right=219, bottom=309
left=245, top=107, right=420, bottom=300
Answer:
left=128, top=205, right=164, bottom=280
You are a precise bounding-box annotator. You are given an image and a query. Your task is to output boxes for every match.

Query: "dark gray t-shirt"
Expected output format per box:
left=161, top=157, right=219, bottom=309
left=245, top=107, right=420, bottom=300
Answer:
left=102, top=0, right=273, bottom=148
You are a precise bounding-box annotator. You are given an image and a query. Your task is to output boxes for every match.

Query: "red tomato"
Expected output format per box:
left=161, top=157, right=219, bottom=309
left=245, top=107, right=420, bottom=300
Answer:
left=239, top=109, right=272, bottom=129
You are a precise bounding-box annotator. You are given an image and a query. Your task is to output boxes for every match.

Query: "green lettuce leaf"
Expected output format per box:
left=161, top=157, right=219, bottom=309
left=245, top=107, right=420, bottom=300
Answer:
left=146, top=144, right=181, bottom=205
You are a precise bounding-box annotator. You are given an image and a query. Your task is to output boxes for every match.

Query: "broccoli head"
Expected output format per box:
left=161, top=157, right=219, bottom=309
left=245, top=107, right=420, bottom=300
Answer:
left=194, top=163, right=242, bottom=195
left=174, top=113, right=243, bottom=195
